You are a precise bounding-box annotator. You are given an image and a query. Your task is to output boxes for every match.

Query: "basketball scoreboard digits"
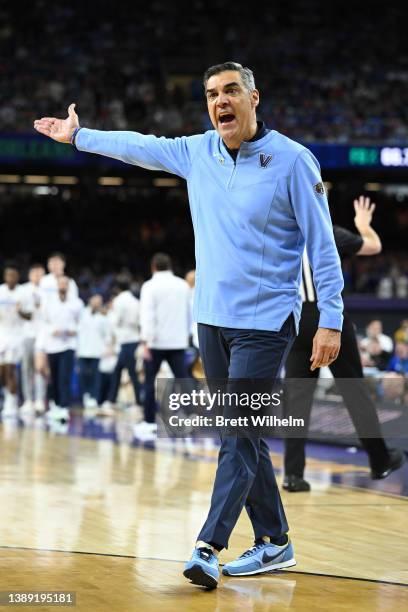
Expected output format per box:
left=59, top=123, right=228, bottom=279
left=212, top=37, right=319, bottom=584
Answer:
left=311, top=143, right=408, bottom=169
left=379, top=147, right=408, bottom=167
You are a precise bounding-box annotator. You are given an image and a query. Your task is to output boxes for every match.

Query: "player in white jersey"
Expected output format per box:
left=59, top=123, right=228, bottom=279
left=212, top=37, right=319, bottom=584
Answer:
left=40, top=252, right=78, bottom=301
left=41, top=276, right=83, bottom=420
left=20, top=263, right=47, bottom=415
left=137, top=254, right=191, bottom=440
left=77, top=294, right=109, bottom=408
left=0, top=263, right=32, bottom=417
left=104, top=280, right=141, bottom=410
left=96, top=301, right=118, bottom=416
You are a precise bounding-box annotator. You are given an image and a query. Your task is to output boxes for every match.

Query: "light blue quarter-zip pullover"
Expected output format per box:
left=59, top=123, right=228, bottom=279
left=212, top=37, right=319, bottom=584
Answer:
left=76, top=127, right=344, bottom=332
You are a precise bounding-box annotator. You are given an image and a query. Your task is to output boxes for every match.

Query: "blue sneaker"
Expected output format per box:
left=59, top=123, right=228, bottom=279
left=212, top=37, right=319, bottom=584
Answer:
left=222, top=538, right=296, bottom=577
left=184, top=547, right=219, bottom=589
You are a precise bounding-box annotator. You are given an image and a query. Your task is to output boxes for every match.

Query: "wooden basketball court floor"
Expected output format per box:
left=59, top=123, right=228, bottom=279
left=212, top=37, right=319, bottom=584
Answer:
left=0, top=412, right=407, bottom=611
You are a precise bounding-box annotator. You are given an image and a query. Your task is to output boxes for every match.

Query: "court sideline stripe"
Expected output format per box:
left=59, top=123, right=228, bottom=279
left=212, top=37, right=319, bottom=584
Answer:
left=0, top=545, right=407, bottom=588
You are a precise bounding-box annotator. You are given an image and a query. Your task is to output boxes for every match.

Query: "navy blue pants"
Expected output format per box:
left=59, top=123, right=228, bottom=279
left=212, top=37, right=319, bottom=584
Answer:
left=196, top=315, right=295, bottom=550
left=144, top=349, right=187, bottom=423
left=47, top=350, right=75, bottom=408
left=78, top=357, right=100, bottom=401
left=96, top=371, right=112, bottom=405
left=108, top=342, right=141, bottom=404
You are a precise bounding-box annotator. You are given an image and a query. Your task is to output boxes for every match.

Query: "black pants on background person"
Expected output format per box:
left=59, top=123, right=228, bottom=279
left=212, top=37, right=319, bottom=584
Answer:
left=47, top=349, right=75, bottom=408
left=108, top=342, right=141, bottom=405
left=144, top=349, right=187, bottom=423
left=283, top=304, right=392, bottom=480
left=78, top=357, right=99, bottom=401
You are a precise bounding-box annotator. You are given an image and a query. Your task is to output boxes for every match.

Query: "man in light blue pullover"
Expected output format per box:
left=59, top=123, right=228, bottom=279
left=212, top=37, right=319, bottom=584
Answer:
left=34, top=61, right=344, bottom=589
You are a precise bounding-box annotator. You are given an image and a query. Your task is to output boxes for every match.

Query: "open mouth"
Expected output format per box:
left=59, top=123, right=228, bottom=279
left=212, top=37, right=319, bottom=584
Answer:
left=219, top=113, right=236, bottom=125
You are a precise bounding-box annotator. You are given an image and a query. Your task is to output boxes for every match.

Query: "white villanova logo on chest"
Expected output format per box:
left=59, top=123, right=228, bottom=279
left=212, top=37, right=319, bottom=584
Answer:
left=259, top=153, right=273, bottom=168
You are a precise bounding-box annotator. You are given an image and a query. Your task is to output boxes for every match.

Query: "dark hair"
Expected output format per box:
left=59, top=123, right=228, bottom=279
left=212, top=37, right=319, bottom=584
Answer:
left=3, top=260, right=19, bottom=272
left=48, top=251, right=66, bottom=262
left=151, top=253, right=172, bottom=271
left=29, top=262, right=45, bottom=271
left=203, top=62, right=256, bottom=92
left=117, top=280, right=130, bottom=292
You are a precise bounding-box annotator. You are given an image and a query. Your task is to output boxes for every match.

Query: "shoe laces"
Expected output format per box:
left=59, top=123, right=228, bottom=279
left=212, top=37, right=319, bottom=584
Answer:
left=240, top=539, right=266, bottom=558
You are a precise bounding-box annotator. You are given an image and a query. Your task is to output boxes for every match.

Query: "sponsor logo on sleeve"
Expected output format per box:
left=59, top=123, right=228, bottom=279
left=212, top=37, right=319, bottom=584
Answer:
left=314, top=182, right=325, bottom=195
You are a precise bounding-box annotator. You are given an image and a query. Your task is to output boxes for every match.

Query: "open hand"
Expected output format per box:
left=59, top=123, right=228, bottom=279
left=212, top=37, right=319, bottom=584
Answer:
left=354, top=195, right=375, bottom=231
left=34, top=103, right=79, bottom=143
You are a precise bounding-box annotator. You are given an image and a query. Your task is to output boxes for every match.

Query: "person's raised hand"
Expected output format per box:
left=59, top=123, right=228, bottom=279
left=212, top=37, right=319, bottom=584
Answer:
left=354, top=195, right=375, bottom=231
left=34, top=103, right=79, bottom=143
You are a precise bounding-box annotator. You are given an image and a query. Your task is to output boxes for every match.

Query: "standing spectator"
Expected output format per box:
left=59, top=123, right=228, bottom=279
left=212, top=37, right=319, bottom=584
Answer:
left=96, top=305, right=117, bottom=412
left=104, top=280, right=141, bottom=411
left=20, top=263, right=46, bottom=415
left=136, top=254, right=191, bottom=440
left=42, top=276, right=83, bottom=420
left=40, top=252, right=78, bottom=301
left=0, top=263, right=31, bottom=417
left=77, top=294, right=108, bottom=408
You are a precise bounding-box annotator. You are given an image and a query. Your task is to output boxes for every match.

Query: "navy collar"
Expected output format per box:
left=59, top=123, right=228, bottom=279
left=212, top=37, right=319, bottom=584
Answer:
left=225, top=121, right=270, bottom=161
left=248, top=120, right=269, bottom=143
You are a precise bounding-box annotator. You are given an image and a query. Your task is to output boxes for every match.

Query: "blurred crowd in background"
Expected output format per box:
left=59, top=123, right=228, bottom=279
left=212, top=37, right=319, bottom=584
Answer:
left=1, top=1, right=407, bottom=142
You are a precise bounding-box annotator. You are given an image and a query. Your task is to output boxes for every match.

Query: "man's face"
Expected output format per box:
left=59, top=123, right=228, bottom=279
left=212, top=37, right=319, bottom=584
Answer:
left=205, top=70, right=259, bottom=148
left=29, top=267, right=45, bottom=285
left=48, top=256, right=65, bottom=276
left=367, top=320, right=381, bottom=337
left=57, top=276, right=69, bottom=296
left=4, top=268, right=19, bottom=288
left=89, top=295, right=102, bottom=311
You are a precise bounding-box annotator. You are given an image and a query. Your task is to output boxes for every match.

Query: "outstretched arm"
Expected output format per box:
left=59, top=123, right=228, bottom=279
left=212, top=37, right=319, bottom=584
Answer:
left=34, top=104, right=203, bottom=179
